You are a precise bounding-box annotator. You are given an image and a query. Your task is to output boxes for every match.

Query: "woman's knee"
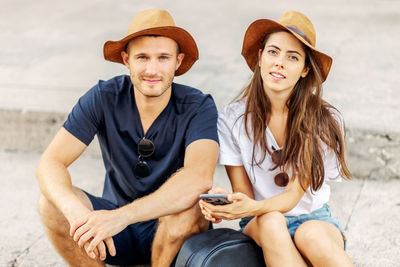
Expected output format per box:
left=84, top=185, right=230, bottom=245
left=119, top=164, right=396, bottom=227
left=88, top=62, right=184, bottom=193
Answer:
left=256, top=211, right=287, bottom=235
left=244, top=212, right=289, bottom=248
left=294, top=220, right=342, bottom=254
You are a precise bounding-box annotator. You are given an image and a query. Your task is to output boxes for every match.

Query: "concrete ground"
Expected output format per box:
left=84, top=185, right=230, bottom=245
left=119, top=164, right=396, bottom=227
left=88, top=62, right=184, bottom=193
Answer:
left=1, top=151, right=399, bottom=266
left=1, top=0, right=399, bottom=266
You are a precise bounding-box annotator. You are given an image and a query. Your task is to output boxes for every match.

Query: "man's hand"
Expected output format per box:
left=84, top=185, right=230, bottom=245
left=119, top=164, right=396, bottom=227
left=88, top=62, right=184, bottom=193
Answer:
left=69, top=209, right=126, bottom=260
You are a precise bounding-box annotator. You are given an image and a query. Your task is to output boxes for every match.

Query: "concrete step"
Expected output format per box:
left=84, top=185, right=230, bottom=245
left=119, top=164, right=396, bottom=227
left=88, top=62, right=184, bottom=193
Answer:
left=1, top=108, right=399, bottom=180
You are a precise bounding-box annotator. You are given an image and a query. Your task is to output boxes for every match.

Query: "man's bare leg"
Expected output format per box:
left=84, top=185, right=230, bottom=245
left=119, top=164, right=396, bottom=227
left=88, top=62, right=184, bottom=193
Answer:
left=151, top=204, right=209, bottom=267
left=37, top=187, right=104, bottom=267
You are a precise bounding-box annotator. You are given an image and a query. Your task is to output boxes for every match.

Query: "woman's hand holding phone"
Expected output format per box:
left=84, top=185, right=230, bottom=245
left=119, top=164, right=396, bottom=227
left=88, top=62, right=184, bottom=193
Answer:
left=200, top=189, right=258, bottom=222
left=199, top=194, right=232, bottom=205
left=199, top=187, right=231, bottom=223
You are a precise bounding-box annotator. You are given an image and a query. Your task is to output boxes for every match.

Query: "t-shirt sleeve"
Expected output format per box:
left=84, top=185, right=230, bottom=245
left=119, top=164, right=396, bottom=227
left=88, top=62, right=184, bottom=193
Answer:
left=184, top=95, right=219, bottom=147
left=63, top=85, right=103, bottom=145
left=217, top=107, right=243, bottom=166
left=323, top=109, right=345, bottom=182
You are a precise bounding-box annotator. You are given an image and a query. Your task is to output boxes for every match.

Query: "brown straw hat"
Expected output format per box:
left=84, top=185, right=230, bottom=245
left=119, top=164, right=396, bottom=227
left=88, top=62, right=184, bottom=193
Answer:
left=103, top=9, right=198, bottom=76
left=241, top=10, right=332, bottom=81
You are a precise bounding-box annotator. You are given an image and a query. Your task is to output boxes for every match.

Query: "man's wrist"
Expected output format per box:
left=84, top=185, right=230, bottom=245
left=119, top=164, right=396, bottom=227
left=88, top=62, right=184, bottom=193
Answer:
left=58, top=193, right=90, bottom=223
left=117, top=203, right=138, bottom=226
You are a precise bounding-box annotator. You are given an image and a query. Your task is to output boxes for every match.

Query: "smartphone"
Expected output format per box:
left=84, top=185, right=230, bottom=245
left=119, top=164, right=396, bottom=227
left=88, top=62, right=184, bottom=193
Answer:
left=199, top=194, right=232, bottom=205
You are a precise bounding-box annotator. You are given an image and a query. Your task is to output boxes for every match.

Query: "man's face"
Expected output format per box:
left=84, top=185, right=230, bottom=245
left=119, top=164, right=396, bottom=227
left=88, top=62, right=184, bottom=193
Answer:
left=121, top=36, right=184, bottom=98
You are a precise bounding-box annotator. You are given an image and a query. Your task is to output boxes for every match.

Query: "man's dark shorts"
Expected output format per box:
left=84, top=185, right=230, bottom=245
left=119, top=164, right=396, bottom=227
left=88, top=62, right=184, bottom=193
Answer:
left=84, top=191, right=157, bottom=265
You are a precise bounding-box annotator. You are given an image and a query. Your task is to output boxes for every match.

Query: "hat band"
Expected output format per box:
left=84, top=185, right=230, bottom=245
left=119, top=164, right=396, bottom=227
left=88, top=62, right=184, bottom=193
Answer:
left=285, top=25, right=312, bottom=46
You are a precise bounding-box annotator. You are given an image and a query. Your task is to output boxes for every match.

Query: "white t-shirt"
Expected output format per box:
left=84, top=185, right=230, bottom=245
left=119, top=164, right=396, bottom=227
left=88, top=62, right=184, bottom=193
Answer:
left=218, top=100, right=343, bottom=216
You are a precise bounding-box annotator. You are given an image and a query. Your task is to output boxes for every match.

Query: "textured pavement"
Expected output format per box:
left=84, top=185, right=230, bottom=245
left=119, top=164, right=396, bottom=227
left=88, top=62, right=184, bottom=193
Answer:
left=1, top=151, right=399, bottom=266
left=1, top=0, right=399, bottom=266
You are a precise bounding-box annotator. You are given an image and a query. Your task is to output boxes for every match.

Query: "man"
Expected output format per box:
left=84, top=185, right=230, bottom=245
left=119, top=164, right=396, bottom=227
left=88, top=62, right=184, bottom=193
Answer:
left=36, top=9, right=219, bottom=267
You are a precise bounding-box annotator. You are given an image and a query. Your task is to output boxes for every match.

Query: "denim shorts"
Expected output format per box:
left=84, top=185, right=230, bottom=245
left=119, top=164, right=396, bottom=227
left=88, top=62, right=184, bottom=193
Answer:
left=84, top=191, right=157, bottom=265
left=239, top=204, right=346, bottom=249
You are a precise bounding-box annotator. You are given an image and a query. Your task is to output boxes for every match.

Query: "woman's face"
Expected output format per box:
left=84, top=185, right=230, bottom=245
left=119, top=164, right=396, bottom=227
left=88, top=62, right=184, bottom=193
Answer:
left=259, top=31, right=309, bottom=97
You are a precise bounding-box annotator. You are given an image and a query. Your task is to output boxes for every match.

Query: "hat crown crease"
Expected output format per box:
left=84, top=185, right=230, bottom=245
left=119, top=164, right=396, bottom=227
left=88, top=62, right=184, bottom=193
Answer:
left=279, top=11, right=316, bottom=47
left=127, top=9, right=176, bottom=35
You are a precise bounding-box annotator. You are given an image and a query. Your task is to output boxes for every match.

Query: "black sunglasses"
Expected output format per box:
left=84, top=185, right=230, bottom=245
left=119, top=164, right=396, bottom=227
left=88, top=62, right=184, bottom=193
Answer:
left=134, top=138, right=155, bottom=178
left=271, top=146, right=290, bottom=187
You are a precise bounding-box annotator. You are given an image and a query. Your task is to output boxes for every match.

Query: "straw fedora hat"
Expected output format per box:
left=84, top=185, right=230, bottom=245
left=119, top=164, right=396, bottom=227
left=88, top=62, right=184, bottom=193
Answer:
left=103, top=9, right=198, bottom=76
left=241, top=10, right=332, bottom=81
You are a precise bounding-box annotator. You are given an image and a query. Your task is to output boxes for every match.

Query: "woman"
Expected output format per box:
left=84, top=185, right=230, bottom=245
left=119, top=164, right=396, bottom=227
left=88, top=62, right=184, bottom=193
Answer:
left=200, top=11, right=354, bottom=266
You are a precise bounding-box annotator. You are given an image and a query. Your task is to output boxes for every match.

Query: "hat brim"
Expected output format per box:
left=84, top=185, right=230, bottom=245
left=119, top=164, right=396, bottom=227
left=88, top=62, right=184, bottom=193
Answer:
left=241, top=19, right=332, bottom=81
left=103, top=26, right=198, bottom=76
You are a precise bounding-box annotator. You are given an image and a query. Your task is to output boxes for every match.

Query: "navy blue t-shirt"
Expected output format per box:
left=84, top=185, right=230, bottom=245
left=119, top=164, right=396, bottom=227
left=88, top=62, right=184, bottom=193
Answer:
left=63, top=75, right=218, bottom=207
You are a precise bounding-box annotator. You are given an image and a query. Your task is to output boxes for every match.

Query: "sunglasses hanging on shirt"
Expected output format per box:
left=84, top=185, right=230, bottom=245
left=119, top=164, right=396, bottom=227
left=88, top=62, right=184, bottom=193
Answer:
left=134, top=137, right=155, bottom=178
left=271, top=146, right=290, bottom=187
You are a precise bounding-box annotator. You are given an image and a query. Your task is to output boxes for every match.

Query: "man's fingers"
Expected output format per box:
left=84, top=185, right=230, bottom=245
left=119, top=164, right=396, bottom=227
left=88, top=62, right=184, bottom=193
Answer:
left=105, top=237, right=116, bottom=256
left=93, top=246, right=100, bottom=258
left=70, top=217, right=87, bottom=237
left=87, top=235, right=102, bottom=253
left=87, top=237, right=116, bottom=260
left=73, top=223, right=90, bottom=242
left=84, top=242, right=97, bottom=260
left=97, top=241, right=107, bottom=261
left=78, top=230, right=93, bottom=248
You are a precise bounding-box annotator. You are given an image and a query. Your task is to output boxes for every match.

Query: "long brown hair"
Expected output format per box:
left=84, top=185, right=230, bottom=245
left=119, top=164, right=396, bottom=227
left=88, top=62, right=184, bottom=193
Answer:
left=237, top=30, right=351, bottom=192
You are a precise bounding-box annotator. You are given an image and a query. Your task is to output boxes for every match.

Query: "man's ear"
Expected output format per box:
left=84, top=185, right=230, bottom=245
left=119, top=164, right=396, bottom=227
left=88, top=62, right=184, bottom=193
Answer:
left=175, top=53, right=185, bottom=71
left=121, top=51, right=130, bottom=68
left=301, top=65, right=310, bottom=78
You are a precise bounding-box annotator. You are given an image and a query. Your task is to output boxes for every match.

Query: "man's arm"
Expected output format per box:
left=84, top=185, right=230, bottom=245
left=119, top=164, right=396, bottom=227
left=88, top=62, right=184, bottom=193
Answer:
left=37, top=127, right=116, bottom=259
left=36, top=127, right=90, bottom=222
left=124, top=138, right=219, bottom=220
left=72, top=138, right=219, bottom=253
